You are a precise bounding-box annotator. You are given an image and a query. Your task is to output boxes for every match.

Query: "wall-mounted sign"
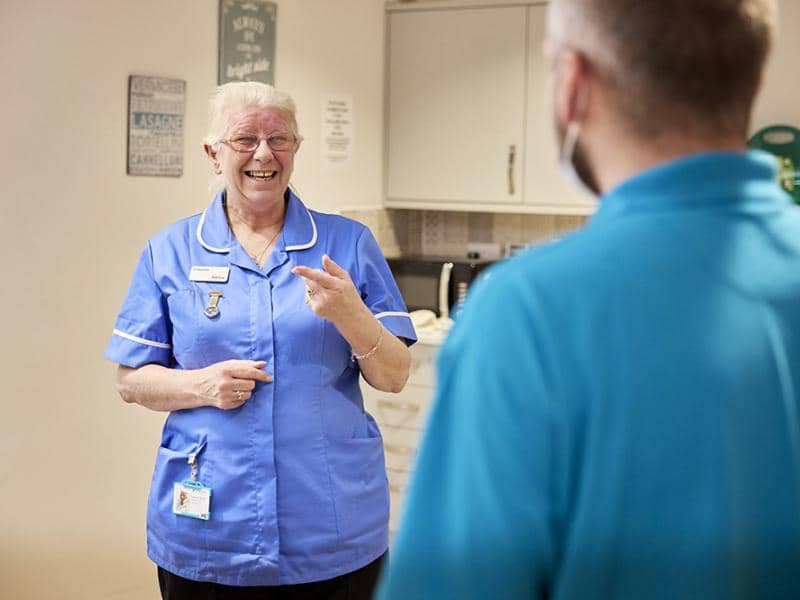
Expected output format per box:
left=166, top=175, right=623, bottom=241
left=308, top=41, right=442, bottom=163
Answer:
left=321, top=94, right=354, bottom=175
left=127, top=75, right=186, bottom=177
left=218, top=0, right=277, bottom=85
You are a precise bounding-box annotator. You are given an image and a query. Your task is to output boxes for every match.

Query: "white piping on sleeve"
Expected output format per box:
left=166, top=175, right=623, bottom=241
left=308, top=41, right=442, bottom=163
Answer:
left=285, top=209, right=318, bottom=251
left=112, top=329, right=172, bottom=349
left=196, top=209, right=231, bottom=253
left=375, top=311, right=411, bottom=320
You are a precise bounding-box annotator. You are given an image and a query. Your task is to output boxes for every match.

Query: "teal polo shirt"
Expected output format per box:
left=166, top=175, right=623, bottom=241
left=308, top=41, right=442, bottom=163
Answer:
left=378, top=151, right=800, bottom=599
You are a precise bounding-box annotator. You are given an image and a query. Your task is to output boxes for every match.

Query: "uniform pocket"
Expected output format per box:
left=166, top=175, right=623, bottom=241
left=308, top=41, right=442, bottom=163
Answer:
left=150, top=437, right=209, bottom=506
left=325, top=428, right=389, bottom=551
left=147, top=437, right=211, bottom=557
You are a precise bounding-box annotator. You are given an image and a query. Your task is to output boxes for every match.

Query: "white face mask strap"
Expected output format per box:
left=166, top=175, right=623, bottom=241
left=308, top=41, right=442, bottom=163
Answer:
left=560, top=120, right=581, bottom=164
left=559, top=74, right=587, bottom=163
left=556, top=65, right=599, bottom=197
left=558, top=115, right=596, bottom=197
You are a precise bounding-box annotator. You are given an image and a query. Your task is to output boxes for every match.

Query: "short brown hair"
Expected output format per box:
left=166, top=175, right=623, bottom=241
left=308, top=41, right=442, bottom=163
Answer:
left=549, top=0, right=776, bottom=138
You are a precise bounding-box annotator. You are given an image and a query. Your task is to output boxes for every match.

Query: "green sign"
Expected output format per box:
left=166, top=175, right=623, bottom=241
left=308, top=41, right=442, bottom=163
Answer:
left=748, top=124, right=800, bottom=205
left=218, top=0, right=277, bottom=85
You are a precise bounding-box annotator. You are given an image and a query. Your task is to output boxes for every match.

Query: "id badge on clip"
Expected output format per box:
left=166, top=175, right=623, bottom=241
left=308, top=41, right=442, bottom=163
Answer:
left=172, top=451, right=212, bottom=520
left=173, top=480, right=211, bottom=520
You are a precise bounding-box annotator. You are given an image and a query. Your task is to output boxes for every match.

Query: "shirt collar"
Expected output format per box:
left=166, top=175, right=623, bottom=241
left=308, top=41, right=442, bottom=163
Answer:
left=195, top=187, right=318, bottom=255
left=596, top=150, right=783, bottom=220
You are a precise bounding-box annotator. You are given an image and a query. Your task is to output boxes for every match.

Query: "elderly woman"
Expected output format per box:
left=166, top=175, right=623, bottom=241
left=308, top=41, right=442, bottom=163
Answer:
left=105, top=81, right=415, bottom=599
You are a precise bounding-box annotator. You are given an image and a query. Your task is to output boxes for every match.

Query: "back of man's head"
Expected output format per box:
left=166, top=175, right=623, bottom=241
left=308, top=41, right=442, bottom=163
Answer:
left=549, top=0, right=777, bottom=140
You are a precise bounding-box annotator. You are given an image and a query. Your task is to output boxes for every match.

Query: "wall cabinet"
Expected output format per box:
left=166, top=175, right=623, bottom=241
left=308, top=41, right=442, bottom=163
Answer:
left=362, top=341, right=438, bottom=537
left=385, top=1, right=596, bottom=215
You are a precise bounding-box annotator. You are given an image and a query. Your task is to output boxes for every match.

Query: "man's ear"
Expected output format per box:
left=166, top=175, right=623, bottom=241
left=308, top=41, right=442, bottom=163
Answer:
left=555, top=49, right=590, bottom=125
left=204, top=144, right=222, bottom=174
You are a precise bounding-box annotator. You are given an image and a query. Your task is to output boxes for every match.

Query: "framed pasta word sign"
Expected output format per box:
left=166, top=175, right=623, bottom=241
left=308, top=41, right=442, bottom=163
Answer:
left=218, top=0, right=277, bottom=85
left=126, top=75, right=186, bottom=177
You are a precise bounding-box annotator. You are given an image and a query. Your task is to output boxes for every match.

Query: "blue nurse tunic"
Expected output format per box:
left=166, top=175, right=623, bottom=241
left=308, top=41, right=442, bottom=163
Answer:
left=105, top=189, right=416, bottom=586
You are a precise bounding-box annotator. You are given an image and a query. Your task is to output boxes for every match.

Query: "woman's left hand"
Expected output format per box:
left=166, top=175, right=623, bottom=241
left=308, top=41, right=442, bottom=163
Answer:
left=292, top=254, right=411, bottom=393
left=291, top=254, right=370, bottom=327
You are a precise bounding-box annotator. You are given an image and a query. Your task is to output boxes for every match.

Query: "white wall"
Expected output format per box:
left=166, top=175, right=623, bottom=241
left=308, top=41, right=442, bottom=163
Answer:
left=0, top=1, right=383, bottom=598
left=276, top=0, right=385, bottom=211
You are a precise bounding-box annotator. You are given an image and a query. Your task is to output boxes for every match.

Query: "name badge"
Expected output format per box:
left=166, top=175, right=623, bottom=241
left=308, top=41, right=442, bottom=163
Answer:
left=173, top=481, right=212, bottom=520
left=189, top=266, right=230, bottom=283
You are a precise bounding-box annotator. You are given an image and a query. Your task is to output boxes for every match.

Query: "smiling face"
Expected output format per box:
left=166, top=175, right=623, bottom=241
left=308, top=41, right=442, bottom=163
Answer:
left=206, top=105, right=297, bottom=210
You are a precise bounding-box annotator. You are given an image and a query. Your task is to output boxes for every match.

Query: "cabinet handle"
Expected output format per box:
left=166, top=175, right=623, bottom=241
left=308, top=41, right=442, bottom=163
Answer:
left=384, top=443, right=414, bottom=456
left=378, top=399, right=420, bottom=413
left=507, top=144, right=516, bottom=195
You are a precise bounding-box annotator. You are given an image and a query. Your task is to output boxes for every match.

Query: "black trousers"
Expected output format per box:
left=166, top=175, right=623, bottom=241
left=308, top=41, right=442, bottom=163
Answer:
left=157, top=553, right=386, bottom=600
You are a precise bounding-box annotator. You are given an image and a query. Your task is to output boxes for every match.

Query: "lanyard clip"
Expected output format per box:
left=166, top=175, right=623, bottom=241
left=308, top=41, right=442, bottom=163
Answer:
left=188, top=453, right=199, bottom=481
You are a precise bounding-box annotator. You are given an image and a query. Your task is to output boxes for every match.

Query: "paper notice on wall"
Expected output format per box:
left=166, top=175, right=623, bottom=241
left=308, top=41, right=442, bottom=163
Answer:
left=321, top=94, right=354, bottom=174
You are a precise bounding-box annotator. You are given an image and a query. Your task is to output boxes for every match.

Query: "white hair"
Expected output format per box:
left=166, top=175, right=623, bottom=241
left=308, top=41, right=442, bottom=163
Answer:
left=204, top=81, right=301, bottom=193
left=205, top=81, right=300, bottom=146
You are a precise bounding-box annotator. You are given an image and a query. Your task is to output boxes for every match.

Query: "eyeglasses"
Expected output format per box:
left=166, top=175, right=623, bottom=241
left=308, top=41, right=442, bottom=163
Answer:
left=221, top=133, right=301, bottom=153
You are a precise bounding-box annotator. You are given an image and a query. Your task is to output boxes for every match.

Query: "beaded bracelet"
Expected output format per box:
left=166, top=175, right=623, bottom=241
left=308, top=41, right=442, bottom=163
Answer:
left=351, top=324, right=384, bottom=361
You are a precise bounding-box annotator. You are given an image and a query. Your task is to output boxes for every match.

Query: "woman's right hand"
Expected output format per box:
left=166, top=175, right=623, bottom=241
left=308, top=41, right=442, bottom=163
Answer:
left=193, top=360, right=272, bottom=410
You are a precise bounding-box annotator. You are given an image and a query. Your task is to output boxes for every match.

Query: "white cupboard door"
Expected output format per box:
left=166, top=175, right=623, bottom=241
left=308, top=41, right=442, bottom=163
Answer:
left=387, top=7, right=527, bottom=204
left=524, top=5, right=597, bottom=213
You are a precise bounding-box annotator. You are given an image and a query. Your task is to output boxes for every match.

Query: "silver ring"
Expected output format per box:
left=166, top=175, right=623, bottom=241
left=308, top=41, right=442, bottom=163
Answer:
left=235, top=390, right=243, bottom=401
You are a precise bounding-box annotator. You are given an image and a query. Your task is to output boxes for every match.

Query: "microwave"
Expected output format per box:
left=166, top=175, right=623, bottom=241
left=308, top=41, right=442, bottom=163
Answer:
left=387, top=255, right=495, bottom=319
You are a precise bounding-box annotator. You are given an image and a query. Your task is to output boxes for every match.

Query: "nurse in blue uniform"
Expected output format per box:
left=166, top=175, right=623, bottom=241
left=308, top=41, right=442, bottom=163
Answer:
left=105, top=81, right=415, bottom=599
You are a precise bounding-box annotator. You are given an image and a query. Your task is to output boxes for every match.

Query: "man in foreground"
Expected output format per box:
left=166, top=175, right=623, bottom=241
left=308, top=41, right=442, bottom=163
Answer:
left=378, top=1, right=800, bottom=598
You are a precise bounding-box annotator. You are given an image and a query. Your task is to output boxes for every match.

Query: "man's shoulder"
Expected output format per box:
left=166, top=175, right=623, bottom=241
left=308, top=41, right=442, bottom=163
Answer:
left=463, top=219, right=647, bottom=327
left=492, top=224, right=611, bottom=284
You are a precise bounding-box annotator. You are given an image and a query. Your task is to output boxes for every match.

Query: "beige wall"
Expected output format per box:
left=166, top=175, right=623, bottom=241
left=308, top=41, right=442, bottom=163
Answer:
left=0, top=1, right=383, bottom=599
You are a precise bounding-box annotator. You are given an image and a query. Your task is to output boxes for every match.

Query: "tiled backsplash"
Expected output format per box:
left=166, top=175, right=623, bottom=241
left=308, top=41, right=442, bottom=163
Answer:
left=341, top=208, right=590, bottom=258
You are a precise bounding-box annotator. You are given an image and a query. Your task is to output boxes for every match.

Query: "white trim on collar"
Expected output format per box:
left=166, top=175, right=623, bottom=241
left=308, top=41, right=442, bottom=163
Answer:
left=196, top=193, right=317, bottom=253
left=196, top=209, right=231, bottom=254
left=285, top=207, right=318, bottom=252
